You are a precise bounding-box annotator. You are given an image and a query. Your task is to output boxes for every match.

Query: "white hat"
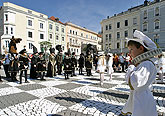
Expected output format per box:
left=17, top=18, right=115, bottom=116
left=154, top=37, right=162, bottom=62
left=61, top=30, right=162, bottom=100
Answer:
left=107, top=53, right=113, bottom=56
left=126, top=30, right=157, bottom=50
left=98, top=51, right=104, bottom=56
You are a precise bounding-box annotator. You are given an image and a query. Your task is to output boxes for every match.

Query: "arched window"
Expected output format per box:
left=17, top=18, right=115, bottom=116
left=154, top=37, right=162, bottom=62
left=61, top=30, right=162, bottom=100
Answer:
left=155, top=7, right=159, bottom=16
left=143, top=22, right=148, bottom=31
left=154, top=19, right=160, bottom=29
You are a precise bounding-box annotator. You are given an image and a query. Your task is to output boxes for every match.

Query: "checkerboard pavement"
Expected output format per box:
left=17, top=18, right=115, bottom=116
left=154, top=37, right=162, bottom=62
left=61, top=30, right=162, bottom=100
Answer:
left=0, top=70, right=164, bottom=116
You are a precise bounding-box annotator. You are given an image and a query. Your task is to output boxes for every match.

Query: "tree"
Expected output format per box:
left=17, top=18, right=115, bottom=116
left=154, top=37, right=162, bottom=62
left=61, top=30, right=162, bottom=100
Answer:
left=39, top=41, right=52, bottom=60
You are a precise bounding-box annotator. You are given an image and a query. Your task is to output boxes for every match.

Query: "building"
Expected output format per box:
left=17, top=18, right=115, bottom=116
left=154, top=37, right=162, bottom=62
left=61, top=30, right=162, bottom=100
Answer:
left=140, top=0, right=165, bottom=49
left=100, top=0, right=165, bottom=53
left=48, top=16, right=66, bottom=54
left=65, top=22, right=102, bottom=56
left=100, top=5, right=142, bottom=53
left=0, top=2, right=48, bottom=54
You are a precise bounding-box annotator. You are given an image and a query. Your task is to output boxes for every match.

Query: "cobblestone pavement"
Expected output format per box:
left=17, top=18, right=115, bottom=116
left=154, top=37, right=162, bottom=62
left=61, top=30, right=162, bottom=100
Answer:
left=0, top=69, right=165, bottom=116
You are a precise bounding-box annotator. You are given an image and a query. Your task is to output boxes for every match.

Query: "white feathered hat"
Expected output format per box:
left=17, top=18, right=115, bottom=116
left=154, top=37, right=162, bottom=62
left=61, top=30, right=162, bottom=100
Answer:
left=98, top=51, right=104, bottom=56
left=126, top=30, right=157, bottom=50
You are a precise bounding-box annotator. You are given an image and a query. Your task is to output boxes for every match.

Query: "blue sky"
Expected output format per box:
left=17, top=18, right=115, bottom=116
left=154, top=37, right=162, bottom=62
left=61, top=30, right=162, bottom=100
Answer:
left=0, top=0, right=145, bottom=33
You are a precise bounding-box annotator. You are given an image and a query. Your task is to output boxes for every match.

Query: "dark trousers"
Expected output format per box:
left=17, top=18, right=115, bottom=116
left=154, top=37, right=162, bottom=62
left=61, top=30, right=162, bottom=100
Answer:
left=120, top=62, right=125, bottom=72
left=3, top=65, right=10, bottom=78
left=86, top=69, right=92, bottom=76
left=11, top=72, right=17, bottom=81
left=79, top=67, right=83, bottom=74
left=57, top=64, right=62, bottom=75
left=72, top=68, right=76, bottom=76
left=64, top=72, right=69, bottom=79
left=20, top=70, right=27, bottom=83
left=38, top=72, right=45, bottom=80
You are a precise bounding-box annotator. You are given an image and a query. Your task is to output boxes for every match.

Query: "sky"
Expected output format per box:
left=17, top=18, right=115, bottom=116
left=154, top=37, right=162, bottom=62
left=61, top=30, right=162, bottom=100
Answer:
left=0, top=0, right=145, bottom=33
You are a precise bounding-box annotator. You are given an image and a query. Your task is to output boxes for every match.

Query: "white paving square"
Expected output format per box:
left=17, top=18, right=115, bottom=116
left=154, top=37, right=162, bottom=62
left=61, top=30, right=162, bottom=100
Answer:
left=27, top=87, right=67, bottom=98
left=0, top=87, right=23, bottom=96
left=71, top=85, right=108, bottom=96
left=0, top=99, right=67, bottom=115
left=39, top=80, right=69, bottom=87
left=69, top=97, right=124, bottom=116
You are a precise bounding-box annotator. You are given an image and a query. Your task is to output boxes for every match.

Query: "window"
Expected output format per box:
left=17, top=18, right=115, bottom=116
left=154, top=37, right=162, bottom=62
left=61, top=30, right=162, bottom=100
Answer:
left=109, top=34, right=111, bottom=41
left=133, top=29, right=136, bottom=33
left=144, top=10, right=147, bottom=19
left=124, top=30, right=128, bottom=37
left=117, top=22, right=120, bottom=28
left=11, top=27, right=13, bottom=34
left=81, top=33, right=83, bottom=37
left=76, top=32, right=77, bottom=35
left=77, top=49, right=78, bottom=53
left=62, top=37, right=64, bottom=41
left=106, top=25, right=108, bottom=30
left=133, top=18, right=137, bottom=25
left=40, top=34, right=44, bottom=39
left=86, top=35, right=88, bottom=38
left=49, top=24, right=52, bottom=29
left=62, top=28, right=64, bottom=33
left=117, top=42, right=120, bottom=48
left=56, top=35, right=59, bottom=40
left=125, top=20, right=128, bottom=26
left=29, top=43, right=33, bottom=49
left=117, top=32, right=120, bottom=39
left=28, top=31, right=32, bottom=38
left=6, top=27, right=8, bottom=34
left=49, top=34, right=52, bottom=39
left=40, top=23, right=43, bottom=29
left=143, top=22, right=147, bottom=31
left=106, top=34, right=108, bottom=41
left=62, top=46, right=64, bottom=51
left=154, top=19, right=160, bottom=29
left=28, top=10, right=32, bottom=14
left=155, top=7, right=159, bottom=16
left=5, top=40, right=9, bottom=47
left=73, top=31, right=74, bottom=34
left=70, top=38, right=72, bottom=43
left=28, top=20, right=32, bottom=26
left=70, top=30, right=72, bottom=34
left=56, top=26, right=59, bottom=31
left=109, top=24, right=111, bottom=30
left=5, top=14, right=8, bottom=21
left=154, top=34, right=159, bottom=43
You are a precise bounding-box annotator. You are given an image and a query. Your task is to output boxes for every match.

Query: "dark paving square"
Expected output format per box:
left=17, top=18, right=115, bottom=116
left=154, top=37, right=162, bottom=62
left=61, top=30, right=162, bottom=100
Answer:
left=45, top=91, right=91, bottom=107
left=53, top=83, right=84, bottom=90
left=0, top=84, right=11, bottom=89
left=90, top=83, right=117, bottom=89
left=112, top=77, right=125, bottom=81
left=59, top=78, right=79, bottom=82
left=15, top=84, right=46, bottom=91
left=0, top=92, right=38, bottom=109
left=49, top=109, right=92, bottom=116
left=97, top=89, right=129, bottom=103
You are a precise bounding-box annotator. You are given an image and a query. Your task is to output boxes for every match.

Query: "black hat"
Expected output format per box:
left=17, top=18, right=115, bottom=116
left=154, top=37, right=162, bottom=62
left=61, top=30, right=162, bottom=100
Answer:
left=49, top=48, right=55, bottom=54
left=65, top=52, right=69, bottom=56
left=72, top=52, right=75, bottom=55
left=56, top=45, right=61, bottom=51
left=32, top=44, right=38, bottom=54
left=19, top=49, right=26, bottom=54
left=39, top=52, right=44, bottom=55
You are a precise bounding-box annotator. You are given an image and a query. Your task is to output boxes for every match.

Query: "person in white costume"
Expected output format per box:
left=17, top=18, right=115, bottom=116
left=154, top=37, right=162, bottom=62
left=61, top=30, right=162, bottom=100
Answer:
left=107, top=53, right=114, bottom=80
left=120, top=30, right=162, bottom=116
left=157, top=54, right=165, bottom=83
left=97, top=52, right=106, bottom=86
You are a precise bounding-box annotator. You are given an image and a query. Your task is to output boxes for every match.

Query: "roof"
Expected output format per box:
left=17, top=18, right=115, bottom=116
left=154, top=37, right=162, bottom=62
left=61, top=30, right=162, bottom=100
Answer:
left=49, top=16, right=64, bottom=25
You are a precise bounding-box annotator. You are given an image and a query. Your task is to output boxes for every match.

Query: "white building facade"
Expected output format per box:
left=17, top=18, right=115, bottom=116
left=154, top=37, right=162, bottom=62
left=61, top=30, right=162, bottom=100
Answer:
left=65, top=22, right=102, bottom=56
left=0, top=2, right=48, bottom=54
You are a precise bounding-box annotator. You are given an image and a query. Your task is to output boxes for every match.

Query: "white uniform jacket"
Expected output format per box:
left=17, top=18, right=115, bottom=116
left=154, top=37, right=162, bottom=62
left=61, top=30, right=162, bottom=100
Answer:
left=122, top=59, right=158, bottom=116
left=97, top=56, right=106, bottom=73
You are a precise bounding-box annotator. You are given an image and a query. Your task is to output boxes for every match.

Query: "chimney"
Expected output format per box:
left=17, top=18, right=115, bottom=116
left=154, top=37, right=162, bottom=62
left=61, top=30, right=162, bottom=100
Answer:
left=144, top=0, right=148, bottom=6
left=55, top=18, right=59, bottom=22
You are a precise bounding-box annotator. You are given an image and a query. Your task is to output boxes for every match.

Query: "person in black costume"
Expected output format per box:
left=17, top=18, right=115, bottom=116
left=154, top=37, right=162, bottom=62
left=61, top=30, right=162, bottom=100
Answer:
left=78, top=53, right=84, bottom=75
left=47, top=48, right=56, bottom=77
left=85, top=50, right=93, bottom=76
left=19, top=49, right=29, bottom=84
left=71, top=52, right=77, bottom=76
left=63, top=52, right=72, bottom=79
left=37, top=52, right=46, bottom=81
left=56, top=45, right=63, bottom=75
left=30, top=45, right=38, bottom=79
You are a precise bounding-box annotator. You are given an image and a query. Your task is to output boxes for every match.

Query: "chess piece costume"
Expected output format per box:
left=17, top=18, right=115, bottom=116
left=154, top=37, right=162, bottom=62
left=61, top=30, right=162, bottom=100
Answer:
left=78, top=53, right=85, bottom=75
left=19, top=49, right=29, bottom=84
left=37, top=52, right=46, bottom=80
left=56, top=52, right=63, bottom=75
left=71, top=52, right=77, bottom=76
left=47, top=48, right=56, bottom=77
left=85, top=51, right=93, bottom=76
left=121, top=30, right=162, bottom=116
left=63, top=53, right=72, bottom=79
